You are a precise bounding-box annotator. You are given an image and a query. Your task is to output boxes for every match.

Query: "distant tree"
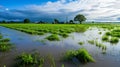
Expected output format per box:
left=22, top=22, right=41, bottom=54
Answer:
left=69, top=20, right=74, bottom=24
left=54, top=19, right=59, bottom=24
left=74, top=14, right=86, bottom=24
left=2, top=20, right=6, bottom=23
left=37, top=21, right=46, bottom=24
left=92, top=21, right=95, bottom=23
left=9, top=21, right=15, bottom=23
left=24, top=18, right=30, bottom=23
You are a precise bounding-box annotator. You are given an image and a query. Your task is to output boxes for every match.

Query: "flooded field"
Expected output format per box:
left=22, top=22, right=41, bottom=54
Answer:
left=0, top=24, right=120, bottom=67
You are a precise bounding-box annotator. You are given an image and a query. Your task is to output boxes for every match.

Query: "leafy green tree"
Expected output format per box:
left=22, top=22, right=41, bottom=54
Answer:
left=74, top=14, right=86, bottom=24
left=69, top=20, right=74, bottom=24
left=24, top=18, right=30, bottom=23
left=92, top=21, right=95, bottom=23
left=2, top=20, right=6, bottom=23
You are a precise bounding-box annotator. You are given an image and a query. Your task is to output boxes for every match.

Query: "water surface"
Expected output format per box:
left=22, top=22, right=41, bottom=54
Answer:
left=0, top=26, right=120, bottom=67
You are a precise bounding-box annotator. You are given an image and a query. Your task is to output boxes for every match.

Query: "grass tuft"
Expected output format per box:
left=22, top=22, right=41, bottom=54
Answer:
left=105, top=32, right=111, bottom=36
left=78, top=42, right=84, bottom=45
left=0, top=38, right=10, bottom=42
left=102, top=35, right=109, bottom=41
left=110, top=37, right=119, bottom=44
left=88, top=40, right=95, bottom=45
left=59, top=33, right=69, bottom=38
left=63, top=48, right=95, bottom=64
left=15, top=52, right=44, bottom=67
left=46, top=34, right=60, bottom=41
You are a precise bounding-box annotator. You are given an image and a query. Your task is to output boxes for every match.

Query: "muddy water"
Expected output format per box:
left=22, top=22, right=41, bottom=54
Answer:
left=0, top=26, right=120, bottom=67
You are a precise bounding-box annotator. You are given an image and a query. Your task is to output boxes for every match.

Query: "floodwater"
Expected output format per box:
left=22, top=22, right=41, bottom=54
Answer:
left=0, top=26, right=120, bottom=67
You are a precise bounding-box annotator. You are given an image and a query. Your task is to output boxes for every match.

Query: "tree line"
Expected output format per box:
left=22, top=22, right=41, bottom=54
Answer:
left=0, top=14, right=86, bottom=24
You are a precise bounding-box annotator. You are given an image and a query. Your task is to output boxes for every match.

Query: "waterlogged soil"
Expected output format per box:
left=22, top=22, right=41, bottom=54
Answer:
left=0, top=26, right=120, bottom=67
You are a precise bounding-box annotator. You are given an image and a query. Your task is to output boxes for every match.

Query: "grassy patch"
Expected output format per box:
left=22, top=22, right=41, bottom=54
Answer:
left=74, top=25, right=88, bottom=32
left=102, top=35, right=109, bottom=41
left=110, top=37, right=119, bottom=44
left=105, top=32, right=111, bottom=36
left=59, top=33, right=69, bottom=38
left=0, top=24, right=89, bottom=36
left=95, top=41, right=107, bottom=50
left=0, top=34, right=13, bottom=52
left=15, top=52, right=44, bottom=67
left=46, top=34, right=60, bottom=41
left=88, top=40, right=95, bottom=45
left=78, top=41, right=84, bottom=45
left=0, top=42, right=12, bottom=52
left=0, top=35, right=3, bottom=39
left=108, top=29, right=120, bottom=38
left=98, top=32, right=102, bottom=34
left=63, top=48, right=95, bottom=64
left=0, top=38, right=10, bottom=42
left=47, top=55, right=56, bottom=67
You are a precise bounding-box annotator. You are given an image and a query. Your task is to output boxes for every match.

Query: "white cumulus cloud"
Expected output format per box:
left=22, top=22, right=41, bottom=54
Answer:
left=0, top=0, right=120, bottom=22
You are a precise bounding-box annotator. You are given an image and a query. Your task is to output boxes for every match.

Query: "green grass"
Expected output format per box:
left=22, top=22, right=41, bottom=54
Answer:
left=0, top=42, right=12, bottom=52
left=37, top=32, right=45, bottom=35
left=88, top=40, right=95, bottom=45
left=88, top=40, right=107, bottom=52
left=15, top=52, right=44, bottom=67
left=110, top=29, right=120, bottom=38
left=63, top=48, right=95, bottom=64
left=102, top=45, right=107, bottom=50
left=104, top=28, right=120, bottom=38
left=110, top=37, right=119, bottom=44
left=74, top=25, right=88, bottom=32
left=78, top=41, right=84, bottom=45
left=0, top=38, right=10, bottom=42
left=0, top=35, right=3, bottom=39
left=47, top=55, right=56, bottom=67
left=98, top=32, right=102, bottom=34
left=95, top=41, right=107, bottom=50
left=59, top=33, right=69, bottom=38
left=46, top=34, right=60, bottom=41
left=0, top=24, right=89, bottom=36
left=101, top=28, right=120, bottom=44
left=105, top=32, right=111, bottom=36
left=102, top=35, right=109, bottom=41
left=0, top=33, right=13, bottom=52
left=61, top=64, right=64, bottom=67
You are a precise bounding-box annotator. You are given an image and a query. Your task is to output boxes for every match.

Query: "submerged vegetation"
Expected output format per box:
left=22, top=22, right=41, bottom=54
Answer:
left=88, top=40, right=95, bottom=44
left=59, top=33, right=69, bottom=38
left=102, top=35, right=109, bottom=41
left=46, top=34, right=60, bottom=41
left=88, top=40, right=107, bottom=53
left=1, top=23, right=120, bottom=66
left=95, top=41, right=107, bottom=51
left=110, top=37, right=119, bottom=44
left=63, top=48, right=95, bottom=64
left=0, top=42, right=12, bottom=52
left=102, top=28, right=120, bottom=44
left=0, top=24, right=89, bottom=41
left=0, top=33, right=13, bottom=52
left=78, top=41, right=84, bottom=45
left=15, top=52, right=44, bottom=67
left=105, top=32, right=111, bottom=36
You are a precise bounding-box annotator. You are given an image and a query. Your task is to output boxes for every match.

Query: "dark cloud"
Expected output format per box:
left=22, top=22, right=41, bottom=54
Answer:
left=0, top=8, right=85, bottom=22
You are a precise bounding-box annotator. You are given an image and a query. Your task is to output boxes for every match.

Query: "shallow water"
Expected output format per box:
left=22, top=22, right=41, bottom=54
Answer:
left=0, top=26, right=120, bottom=67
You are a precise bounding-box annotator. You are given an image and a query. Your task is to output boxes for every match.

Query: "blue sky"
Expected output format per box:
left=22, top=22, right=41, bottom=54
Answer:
left=0, top=0, right=56, bottom=8
left=0, top=0, right=120, bottom=22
